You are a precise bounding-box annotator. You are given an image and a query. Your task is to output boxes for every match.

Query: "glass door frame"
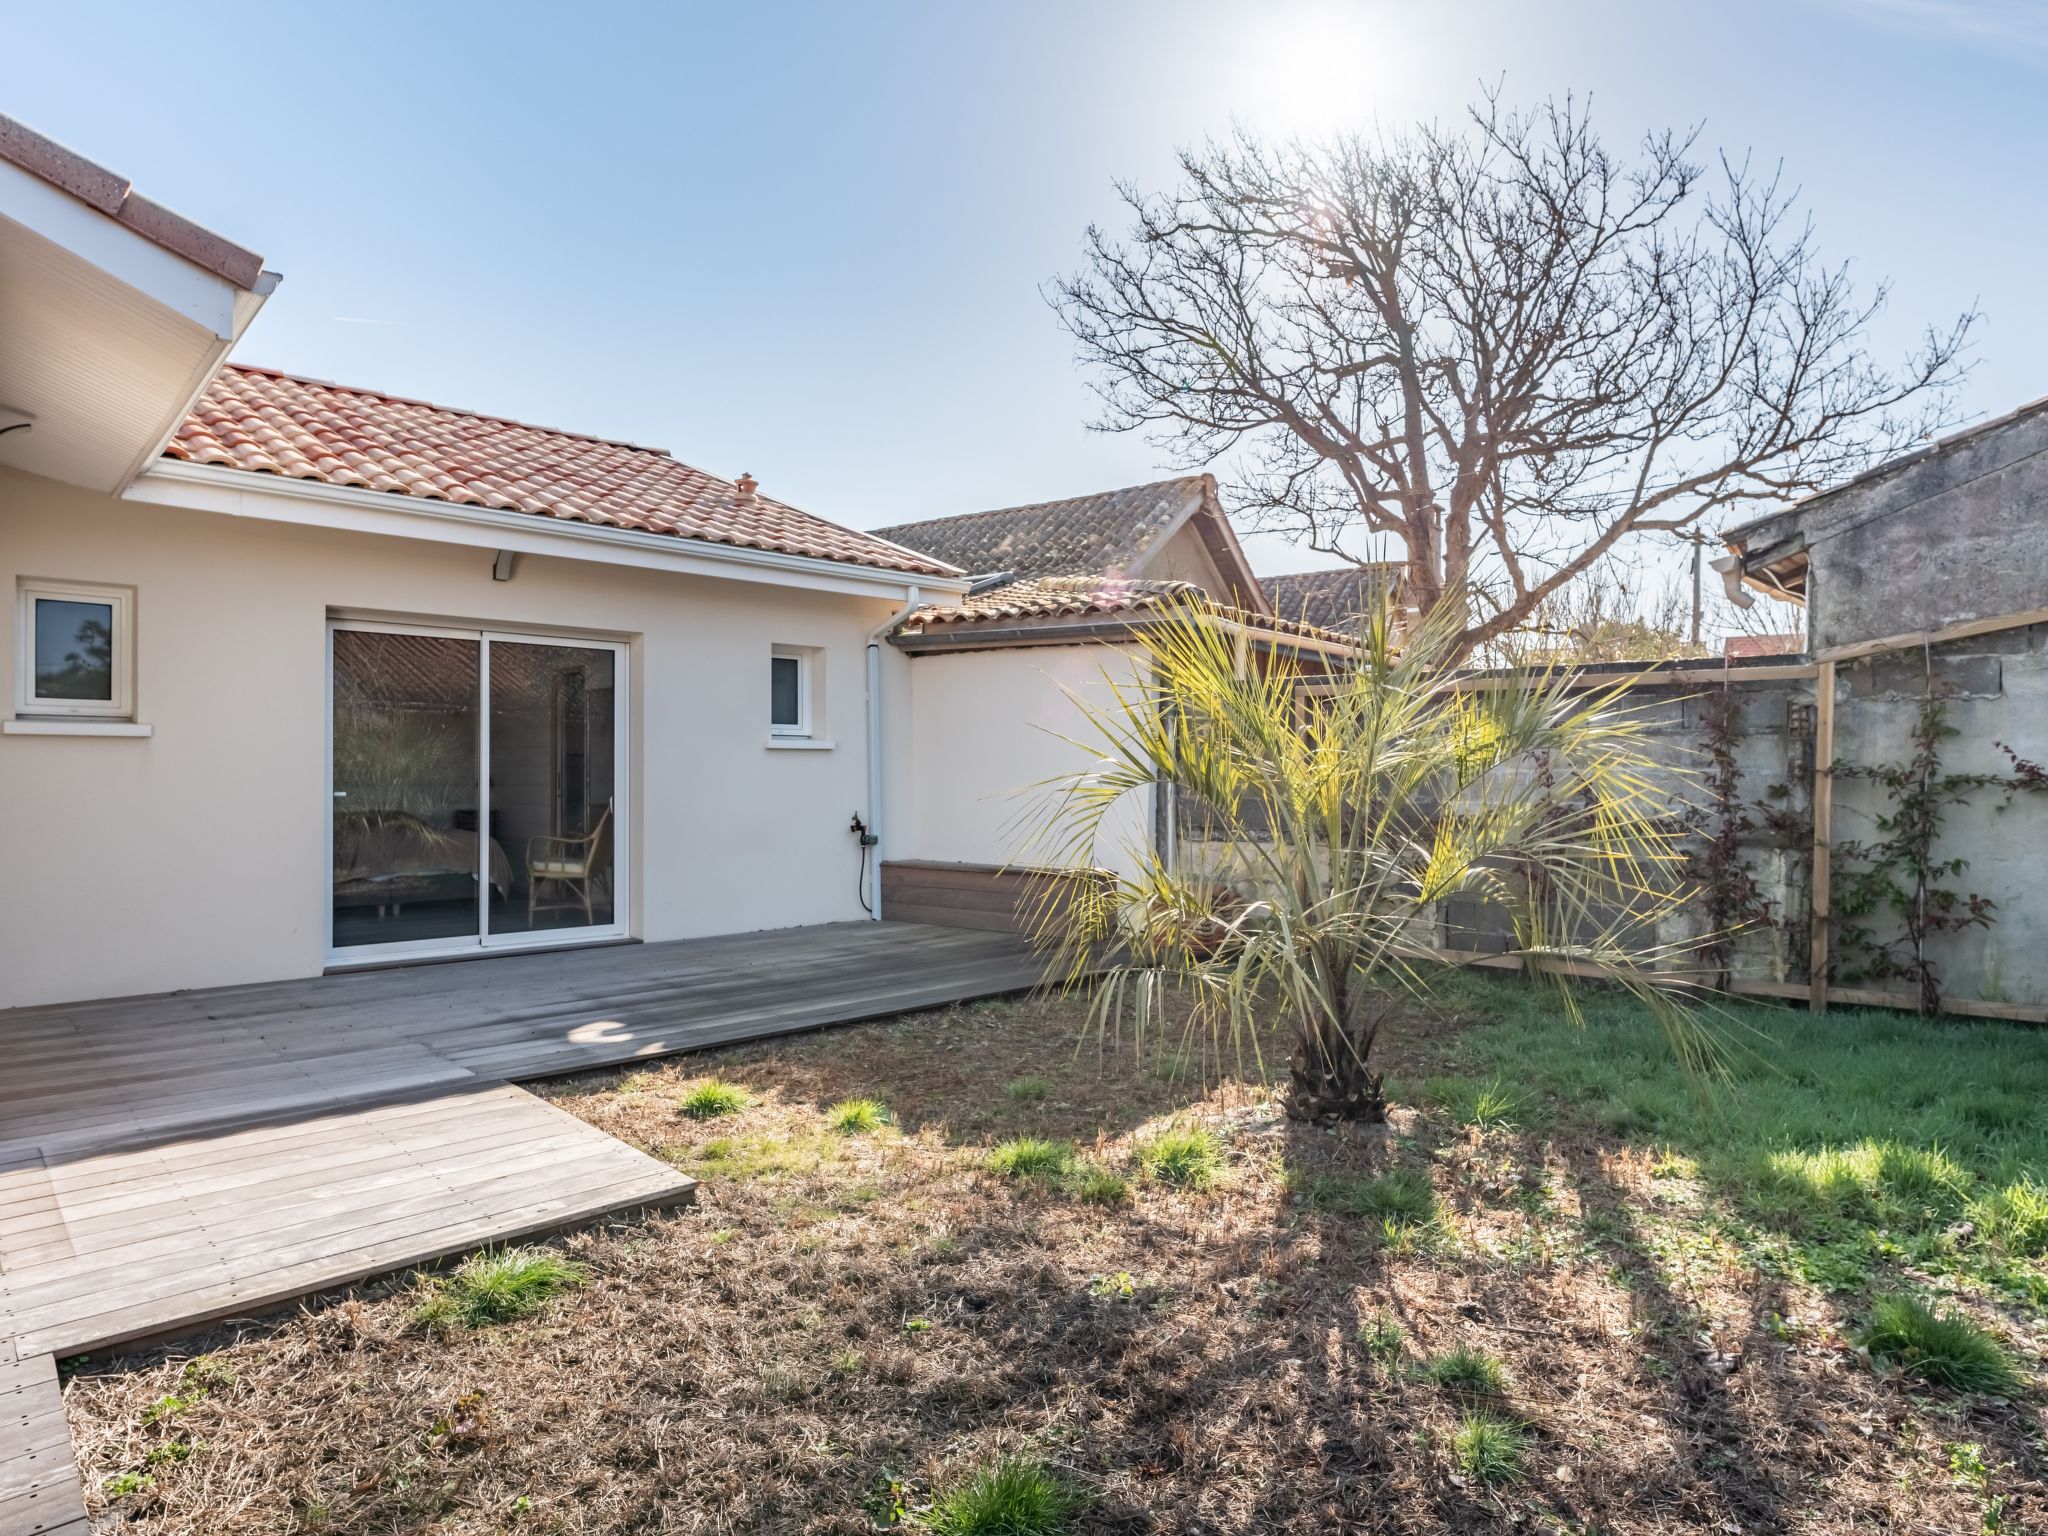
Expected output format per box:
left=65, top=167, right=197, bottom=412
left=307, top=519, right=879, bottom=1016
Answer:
left=324, top=617, right=631, bottom=966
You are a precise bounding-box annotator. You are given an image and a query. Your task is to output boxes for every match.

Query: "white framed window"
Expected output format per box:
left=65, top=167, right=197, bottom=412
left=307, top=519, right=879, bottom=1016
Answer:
left=16, top=579, right=133, bottom=720
left=770, top=645, right=811, bottom=737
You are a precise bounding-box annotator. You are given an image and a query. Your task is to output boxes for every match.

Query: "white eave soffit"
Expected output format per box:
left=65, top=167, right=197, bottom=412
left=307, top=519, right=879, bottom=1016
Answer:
left=0, top=159, right=253, bottom=340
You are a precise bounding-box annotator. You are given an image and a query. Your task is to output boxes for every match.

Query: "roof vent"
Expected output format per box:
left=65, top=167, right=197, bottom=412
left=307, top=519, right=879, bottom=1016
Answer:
left=735, top=472, right=759, bottom=504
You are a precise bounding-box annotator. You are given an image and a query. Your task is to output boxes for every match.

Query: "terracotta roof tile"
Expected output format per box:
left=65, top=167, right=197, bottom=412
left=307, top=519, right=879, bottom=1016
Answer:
left=897, top=575, right=1350, bottom=648
left=874, top=477, right=1211, bottom=580
left=906, top=574, right=1197, bottom=625
left=165, top=366, right=959, bottom=578
left=1259, top=566, right=1405, bottom=632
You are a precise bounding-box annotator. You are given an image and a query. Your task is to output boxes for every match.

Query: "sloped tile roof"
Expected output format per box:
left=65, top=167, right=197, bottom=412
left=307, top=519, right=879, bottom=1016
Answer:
left=1259, top=565, right=1404, bottom=632
left=165, top=365, right=960, bottom=578
left=905, top=575, right=1198, bottom=626
left=897, top=575, right=1351, bottom=648
left=874, top=477, right=1210, bottom=580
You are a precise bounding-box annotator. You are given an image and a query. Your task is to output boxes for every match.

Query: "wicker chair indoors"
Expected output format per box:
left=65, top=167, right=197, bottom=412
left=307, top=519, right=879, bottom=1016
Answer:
left=525, top=804, right=613, bottom=924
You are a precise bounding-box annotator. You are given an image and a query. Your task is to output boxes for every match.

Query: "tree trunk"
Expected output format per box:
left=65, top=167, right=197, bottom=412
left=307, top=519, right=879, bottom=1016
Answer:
left=1284, top=991, right=1387, bottom=1123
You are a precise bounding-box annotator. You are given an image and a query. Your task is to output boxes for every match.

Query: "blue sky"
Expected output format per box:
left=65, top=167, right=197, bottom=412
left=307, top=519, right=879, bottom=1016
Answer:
left=6, top=0, right=2042, bottom=583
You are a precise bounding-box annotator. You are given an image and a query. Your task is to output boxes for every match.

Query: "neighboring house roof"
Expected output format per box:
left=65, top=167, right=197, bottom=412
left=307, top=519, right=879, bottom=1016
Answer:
left=1260, top=566, right=1404, bottom=632
left=892, top=574, right=1353, bottom=654
left=875, top=477, right=1208, bottom=579
left=905, top=575, right=1197, bottom=626
left=1723, top=633, right=1804, bottom=660
left=165, top=365, right=960, bottom=577
left=874, top=473, right=1265, bottom=610
left=1719, top=393, right=2048, bottom=608
left=1725, top=392, right=2048, bottom=551
left=0, top=111, right=269, bottom=291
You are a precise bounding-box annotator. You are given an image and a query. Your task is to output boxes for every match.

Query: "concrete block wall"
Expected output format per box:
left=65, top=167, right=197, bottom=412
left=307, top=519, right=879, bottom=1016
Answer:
left=1175, top=629, right=2048, bottom=1014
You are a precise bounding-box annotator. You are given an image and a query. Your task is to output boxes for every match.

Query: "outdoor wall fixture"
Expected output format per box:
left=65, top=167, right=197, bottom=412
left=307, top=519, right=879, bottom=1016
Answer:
left=492, top=550, right=517, bottom=582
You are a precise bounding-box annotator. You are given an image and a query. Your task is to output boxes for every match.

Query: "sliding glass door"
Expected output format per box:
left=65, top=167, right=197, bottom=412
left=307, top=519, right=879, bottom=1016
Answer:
left=328, top=622, right=626, bottom=961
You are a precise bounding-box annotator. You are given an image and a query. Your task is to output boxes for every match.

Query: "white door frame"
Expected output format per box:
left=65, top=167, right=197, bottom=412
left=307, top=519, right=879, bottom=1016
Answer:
left=325, top=617, right=631, bottom=966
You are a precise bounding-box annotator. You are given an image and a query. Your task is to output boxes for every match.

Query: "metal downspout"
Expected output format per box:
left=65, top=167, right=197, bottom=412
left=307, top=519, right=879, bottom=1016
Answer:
left=865, top=584, right=920, bottom=918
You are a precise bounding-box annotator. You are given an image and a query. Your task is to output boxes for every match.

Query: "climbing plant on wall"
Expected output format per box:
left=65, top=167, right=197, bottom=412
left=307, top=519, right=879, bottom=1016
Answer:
left=1687, top=687, right=1808, bottom=992
left=1830, top=690, right=2046, bottom=1014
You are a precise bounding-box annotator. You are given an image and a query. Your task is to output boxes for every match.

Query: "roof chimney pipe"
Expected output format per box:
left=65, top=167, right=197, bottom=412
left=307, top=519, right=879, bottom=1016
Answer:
left=735, top=472, right=759, bottom=504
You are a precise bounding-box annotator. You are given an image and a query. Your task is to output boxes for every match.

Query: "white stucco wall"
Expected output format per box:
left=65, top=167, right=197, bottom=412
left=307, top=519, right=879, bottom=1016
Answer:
left=0, top=468, right=903, bottom=1007
left=903, top=643, right=1153, bottom=880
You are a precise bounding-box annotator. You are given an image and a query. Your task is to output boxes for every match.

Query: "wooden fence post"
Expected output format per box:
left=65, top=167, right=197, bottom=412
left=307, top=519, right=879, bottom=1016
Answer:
left=1809, top=660, right=1837, bottom=1015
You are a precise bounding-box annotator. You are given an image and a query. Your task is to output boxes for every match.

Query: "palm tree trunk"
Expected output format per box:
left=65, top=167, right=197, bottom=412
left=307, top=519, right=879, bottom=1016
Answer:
left=1285, top=978, right=1386, bottom=1123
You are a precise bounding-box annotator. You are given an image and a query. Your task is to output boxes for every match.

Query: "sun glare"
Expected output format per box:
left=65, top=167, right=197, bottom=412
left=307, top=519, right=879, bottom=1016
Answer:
left=1237, top=3, right=1404, bottom=136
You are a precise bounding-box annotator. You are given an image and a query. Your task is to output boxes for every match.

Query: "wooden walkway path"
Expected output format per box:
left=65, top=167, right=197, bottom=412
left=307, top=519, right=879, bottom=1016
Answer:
left=0, top=1354, right=82, bottom=1536
left=0, top=921, right=1039, bottom=1533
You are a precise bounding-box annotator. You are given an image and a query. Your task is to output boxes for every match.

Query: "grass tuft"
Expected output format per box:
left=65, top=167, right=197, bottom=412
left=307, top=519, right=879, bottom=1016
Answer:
left=1291, top=1166, right=1437, bottom=1222
left=826, top=1097, right=889, bottom=1134
left=1451, top=1411, right=1527, bottom=1484
left=1137, top=1125, right=1223, bottom=1189
left=1970, top=1179, right=2048, bottom=1256
left=986, top=1138, right=1078, bottom=1179
left=1426, top=1076, right=1527, bottom=1130
left=677, top=1079, right=750, bottom=1120
left=180, top=1355, right=236, bottom=1392
left=1856, top=1294, right=2023, bottom=1394
left=1070, top=1165, right=1131, bottom=1205
left=139, top=1392, right=201, bottom=1426
left=926, top=1456, right=1083, bottom=1536
left=1357, top=1311, right=1405, bottom=1367
left=1754, top=1140, right=1969, bottom=1229
left=1004, top=1076, right=1052, bottom=1104
left=1419, top=1346, right=1508, bottom=1394
left=413, top=1246, right=587, bottom=1331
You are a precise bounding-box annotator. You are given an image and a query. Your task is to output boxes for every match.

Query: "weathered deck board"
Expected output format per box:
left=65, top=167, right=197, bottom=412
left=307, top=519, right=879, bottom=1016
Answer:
left=0, top=921, right=1039, bottom=1520
left=0, top=1083, right=694, bottom=1358
left=0, top=925, right=1040, bottom=1359
left=0, top=923, right=1038, bottom=1165
left=0, top=1352, right=85, bottom=1536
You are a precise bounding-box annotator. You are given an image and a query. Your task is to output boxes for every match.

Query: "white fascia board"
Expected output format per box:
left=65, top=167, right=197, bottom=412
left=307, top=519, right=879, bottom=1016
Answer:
left=127, top=460, right=970, bottom=602
left=0, top=159, right=241, bottom=339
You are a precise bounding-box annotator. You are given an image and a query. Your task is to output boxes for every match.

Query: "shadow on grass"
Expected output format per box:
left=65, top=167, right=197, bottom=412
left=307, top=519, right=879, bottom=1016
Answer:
left=560, top=991, right=1305, bottom=1151
left=1422, top=972, right=2048, bottom=1310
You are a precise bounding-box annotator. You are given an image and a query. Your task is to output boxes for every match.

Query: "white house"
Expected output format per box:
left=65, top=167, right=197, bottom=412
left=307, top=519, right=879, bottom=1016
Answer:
left=0, top=112, right=1378, bottom=1010
left=0, top=113, right=969, bottom=1009
left=871, top=480, right=1361, bottom=922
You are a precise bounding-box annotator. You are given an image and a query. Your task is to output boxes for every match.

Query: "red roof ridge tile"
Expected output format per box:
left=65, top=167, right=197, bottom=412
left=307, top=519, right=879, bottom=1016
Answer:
left=0, top=111, right=270, bottom=290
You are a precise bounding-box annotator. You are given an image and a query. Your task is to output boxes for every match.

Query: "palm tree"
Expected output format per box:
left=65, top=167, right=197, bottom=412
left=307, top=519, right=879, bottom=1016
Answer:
left=1023, top=600, right=1708, bottom=1124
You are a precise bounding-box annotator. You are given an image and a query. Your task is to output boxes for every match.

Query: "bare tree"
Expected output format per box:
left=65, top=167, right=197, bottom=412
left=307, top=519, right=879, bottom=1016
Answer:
left=1051, top=94, right=1973, bottom=659
left=1485, top=559, right=1707, bottom=667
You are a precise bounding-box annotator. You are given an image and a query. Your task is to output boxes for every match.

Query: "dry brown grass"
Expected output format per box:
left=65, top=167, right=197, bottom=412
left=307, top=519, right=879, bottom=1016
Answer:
left=63, top=992, right=2044, bottom=1534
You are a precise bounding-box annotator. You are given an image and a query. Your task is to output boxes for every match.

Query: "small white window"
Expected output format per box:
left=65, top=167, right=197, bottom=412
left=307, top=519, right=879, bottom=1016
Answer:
left=770, top=646, right=810, bottom=737
left=16, top=580, right=133, bottom=719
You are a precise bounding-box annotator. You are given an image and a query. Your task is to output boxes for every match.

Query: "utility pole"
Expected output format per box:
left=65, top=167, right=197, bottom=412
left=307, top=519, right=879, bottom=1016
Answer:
left=1680, top=530, right=1707, bottom=647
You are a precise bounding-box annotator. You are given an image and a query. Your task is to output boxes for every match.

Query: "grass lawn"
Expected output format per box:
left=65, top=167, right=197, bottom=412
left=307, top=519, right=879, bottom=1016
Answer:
left=66, top=978, right=2048, bottom=1533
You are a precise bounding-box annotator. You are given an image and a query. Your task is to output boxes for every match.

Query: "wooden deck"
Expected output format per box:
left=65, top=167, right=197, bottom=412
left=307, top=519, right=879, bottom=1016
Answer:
left=0, top=1354, right=83, bottom=1536
left=0, top=921, right=1040, bottom=1532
